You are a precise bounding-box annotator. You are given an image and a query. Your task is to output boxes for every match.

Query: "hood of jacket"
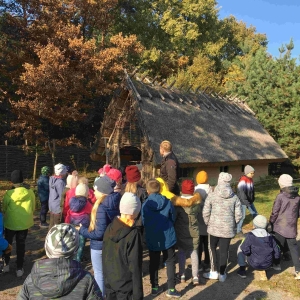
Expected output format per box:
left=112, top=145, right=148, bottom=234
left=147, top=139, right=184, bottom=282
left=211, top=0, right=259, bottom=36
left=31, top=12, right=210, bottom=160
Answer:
left=145, top=193, right=170, bottom=212
left=69, top=196, right=87, bottom=212
left=214, top=184, right=235, bottom=199
left=156, top=177, right=175, bottom=200
left=282, top=186, right=299, bottom=198
left=102, top=192, right=121, bottom=210
left=107, top=217, right=135, bottom=243
left=49, top=176, right=64, bottom=189
left=171, top=193, right=201, bottom=207
left=30, top=258, right=84, bottom=298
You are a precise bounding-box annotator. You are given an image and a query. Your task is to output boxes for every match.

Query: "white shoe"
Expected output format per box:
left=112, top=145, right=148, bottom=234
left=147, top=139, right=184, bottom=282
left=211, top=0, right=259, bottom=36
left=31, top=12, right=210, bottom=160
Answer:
left=219, top=273, right=227, bottom=282
left=3, top=265, right=9, bottom=273
left=203, top=271, right=219, bottom=280
left=16, top=269, right=24, bottom=277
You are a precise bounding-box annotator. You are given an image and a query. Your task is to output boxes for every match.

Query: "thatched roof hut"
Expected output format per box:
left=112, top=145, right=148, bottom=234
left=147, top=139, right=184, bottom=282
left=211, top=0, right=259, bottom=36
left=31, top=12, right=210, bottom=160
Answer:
left=91, top=73, right=288, bottom=183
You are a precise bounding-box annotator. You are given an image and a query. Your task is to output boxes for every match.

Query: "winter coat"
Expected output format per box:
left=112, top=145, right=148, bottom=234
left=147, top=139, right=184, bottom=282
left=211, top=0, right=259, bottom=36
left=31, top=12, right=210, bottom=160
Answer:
left=160, top=152, right=180, bottom=195
left=103, top=217, right=143, bottom=300
left=142, top=193, right=176, bottom=251
left=80, top=192, right=121, bottom=250
left=203, top=184, right=242, bottom=238
left=63, top=188, right=96, bottom=220
left=195, top=184, right=212, bottom=235
left=3, top=187, right=35, bottom=231
left=49, top=176, right=66, bottom=214
left=17, top=257, right=102, bottom=300
left=237, top=175, right=255, bottom=206
left=241, top=228, right=280, bottom=270
left=270, top=186, right=300, bottom=238
left=37, top=175, right=50, bottom=203
left=0, top=213, right=9, bottom=256
left=65, top=196, right=93, bottom=228
left=174, top=193, right=201, bottom=251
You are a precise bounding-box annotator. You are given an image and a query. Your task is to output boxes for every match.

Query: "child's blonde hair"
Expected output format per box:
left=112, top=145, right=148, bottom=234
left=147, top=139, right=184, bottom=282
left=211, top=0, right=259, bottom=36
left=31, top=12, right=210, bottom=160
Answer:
left=146, top=179, right=160, bottom=194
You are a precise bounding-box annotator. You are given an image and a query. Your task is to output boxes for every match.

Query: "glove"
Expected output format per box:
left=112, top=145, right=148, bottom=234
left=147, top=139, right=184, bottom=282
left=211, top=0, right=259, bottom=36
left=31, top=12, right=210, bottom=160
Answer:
left=4, top=244, right=12, bottom=254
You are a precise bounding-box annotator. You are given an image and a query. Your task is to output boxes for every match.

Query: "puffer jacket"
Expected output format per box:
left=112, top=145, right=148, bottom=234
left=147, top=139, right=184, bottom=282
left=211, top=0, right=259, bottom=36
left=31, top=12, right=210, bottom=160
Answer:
left=174, top=193, right=201, bottom=251
left=270, top=186, right=300, bottom=238
left=203, top=184, right=242, bottom=238
left=80, top=192, right=121, bottom=250
left=241, top=228, right=280, bottom=270
left=17, top=257, right=102, bottom=299
left=65, top=196, right=93, bottom=228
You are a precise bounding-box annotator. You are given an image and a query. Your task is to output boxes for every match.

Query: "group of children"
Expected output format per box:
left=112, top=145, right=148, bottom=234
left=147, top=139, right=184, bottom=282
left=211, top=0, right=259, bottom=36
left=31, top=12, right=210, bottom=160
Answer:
left=1, top=163, right=300, bottom=299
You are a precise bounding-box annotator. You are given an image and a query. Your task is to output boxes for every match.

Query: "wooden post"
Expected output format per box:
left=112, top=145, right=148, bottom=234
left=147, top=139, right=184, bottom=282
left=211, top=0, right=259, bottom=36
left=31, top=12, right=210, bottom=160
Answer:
left=103, top=137, right=109, bottom=164
left=5, top=140, right=8, bottom=180
left=115, top=143, right=120, bottom=168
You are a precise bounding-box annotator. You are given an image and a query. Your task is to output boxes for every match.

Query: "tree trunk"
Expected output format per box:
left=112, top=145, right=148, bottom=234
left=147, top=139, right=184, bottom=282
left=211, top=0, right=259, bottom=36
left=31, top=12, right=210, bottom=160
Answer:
left=33, top=143, right=39, bottom=181
left=48, top=139, right=56, bottom=170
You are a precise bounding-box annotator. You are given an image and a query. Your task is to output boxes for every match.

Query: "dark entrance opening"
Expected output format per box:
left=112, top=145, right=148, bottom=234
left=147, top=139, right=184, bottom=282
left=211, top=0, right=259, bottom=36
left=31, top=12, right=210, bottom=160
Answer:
left=120, top=146, right=141, bottom=167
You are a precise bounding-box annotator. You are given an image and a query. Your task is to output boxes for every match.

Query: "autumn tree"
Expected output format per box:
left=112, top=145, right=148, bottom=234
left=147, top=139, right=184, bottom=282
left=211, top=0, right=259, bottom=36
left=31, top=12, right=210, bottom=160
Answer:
left=2, top=0, right=142, bottom=177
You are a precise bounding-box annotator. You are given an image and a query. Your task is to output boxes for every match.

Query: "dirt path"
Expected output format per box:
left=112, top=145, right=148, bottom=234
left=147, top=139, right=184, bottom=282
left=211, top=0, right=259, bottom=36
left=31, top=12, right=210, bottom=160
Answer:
left=1, top=213, right=300, bottom=300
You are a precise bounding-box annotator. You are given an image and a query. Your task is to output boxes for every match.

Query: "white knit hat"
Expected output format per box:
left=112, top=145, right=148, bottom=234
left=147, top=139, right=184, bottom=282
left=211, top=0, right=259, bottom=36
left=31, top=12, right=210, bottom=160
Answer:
left=244, top=165, right=255, bottom=175
left=75, top=183, right=89, bottom=198
left=119, top=192, right=141, bottom=219
left=278, top=174, right=293, bottom=188
left=54, top=163, right=67, bottom=176
left=253, top=215, right=267, bottom=229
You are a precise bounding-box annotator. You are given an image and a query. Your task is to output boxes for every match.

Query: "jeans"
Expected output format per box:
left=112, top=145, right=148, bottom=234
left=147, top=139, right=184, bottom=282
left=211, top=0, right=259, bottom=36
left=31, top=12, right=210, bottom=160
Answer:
left=149, top=246, right=176, bottom=289
left=178, top=248, right=198, bottom=278
left=91, top=249, right=104, bottom=296
left=237, top=204, right=258, bottom=233
left=237, top=243, right=247, bottom=267
left=273, top=232, right=300, bottom=272
left=75, top=234, right=86, bottom=262
left=4, top=228, right=28, bottom=269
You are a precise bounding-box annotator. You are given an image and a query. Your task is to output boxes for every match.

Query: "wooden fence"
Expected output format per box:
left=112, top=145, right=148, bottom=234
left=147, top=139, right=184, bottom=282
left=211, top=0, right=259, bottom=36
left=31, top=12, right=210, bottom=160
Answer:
left=0, top=145, right=102, bottom=180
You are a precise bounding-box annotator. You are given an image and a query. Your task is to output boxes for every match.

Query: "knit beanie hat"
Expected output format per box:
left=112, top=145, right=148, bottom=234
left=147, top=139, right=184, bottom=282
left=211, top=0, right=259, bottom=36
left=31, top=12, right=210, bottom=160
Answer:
left=75, top=183, right=89, bottom=198
left=41, top=166, right=50, bottom=176
left=244, top=165, right=255, bottom=175
left=107, top=168, right=122, bottom=183
left=54, top=163, right=67, bottom=176
left=11, top=170, right=23, bottom=184
left=125, top=165, right=141, bottom=183
left=278, top=174, right=293, bottom=188
left=94, top=175, right=115, bottom=195
left=119, top=192, right=141, bottom=219
left=196, top=171, right=208, bottom=184
left=253, top=215, right=267, bottom=229
left=218, top=172, right=232, bottom=185
left=45, top=223, right=79, bottom=259
left=181, top=179, right=195, bottom=195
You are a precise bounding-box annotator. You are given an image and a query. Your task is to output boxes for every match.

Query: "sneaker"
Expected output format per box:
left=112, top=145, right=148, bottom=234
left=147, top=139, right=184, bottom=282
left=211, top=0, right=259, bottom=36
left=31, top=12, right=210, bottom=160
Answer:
left=151, top=286, right=163, bottom=296
left=237, top=269, right=247, bottom=279
left=295, top=271, right=300, bottom=280
left=272, top=264, right=281, bottom=271
left=166, top=289, right=181, bottom=298
left=175, top=274, right=185, bottom=283
left=40, top=222, right=49, bottom=228
left=164, top=262, right=167, bottom=269
left=203, top=271, right=219, bottom=280
left=203, top=264, right=211, bottom=272
left=16, top=268, right=24, bottom=277
left=193, top=277, right=199, bottom=285
left=219, top=273, right=227, bottom=282
left=3, top=265, right=9, bottom=273
left=198, top=266, right=203, bottom=272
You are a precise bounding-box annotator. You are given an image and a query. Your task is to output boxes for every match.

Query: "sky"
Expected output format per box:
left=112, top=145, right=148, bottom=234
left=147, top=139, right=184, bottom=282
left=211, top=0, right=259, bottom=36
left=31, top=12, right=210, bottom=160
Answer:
left=217, top=0, right=300, bottom=59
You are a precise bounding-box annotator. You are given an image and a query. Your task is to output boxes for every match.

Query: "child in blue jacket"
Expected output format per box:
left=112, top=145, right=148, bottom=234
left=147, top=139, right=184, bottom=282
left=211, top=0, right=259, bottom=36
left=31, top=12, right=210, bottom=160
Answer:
left=0, top=213, right=12, bottom=261
left=37, top=166, right=50, bottom=227
left=237, top=215, right=280, bottom=280
left=142, top=178, right=180, bottom=298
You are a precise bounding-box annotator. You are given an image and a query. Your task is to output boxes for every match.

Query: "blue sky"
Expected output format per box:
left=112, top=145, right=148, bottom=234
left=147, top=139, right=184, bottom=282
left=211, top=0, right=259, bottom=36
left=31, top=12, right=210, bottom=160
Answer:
left=217, top=0, right=300, bottom=58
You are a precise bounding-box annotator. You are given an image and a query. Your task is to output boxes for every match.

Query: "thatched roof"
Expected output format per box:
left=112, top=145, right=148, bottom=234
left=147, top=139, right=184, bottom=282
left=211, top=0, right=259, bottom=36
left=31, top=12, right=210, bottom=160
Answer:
left=125, top=76, right=287, bottom=165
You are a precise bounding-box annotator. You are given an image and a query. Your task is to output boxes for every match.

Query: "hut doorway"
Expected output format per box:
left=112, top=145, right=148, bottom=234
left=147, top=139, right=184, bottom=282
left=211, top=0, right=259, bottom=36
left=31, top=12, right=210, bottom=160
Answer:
left=120, top=146, right=141, bottom=167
